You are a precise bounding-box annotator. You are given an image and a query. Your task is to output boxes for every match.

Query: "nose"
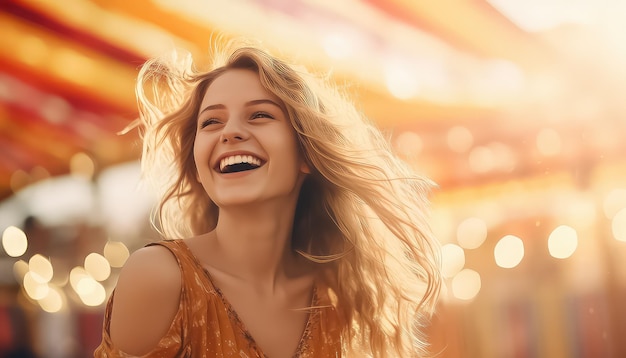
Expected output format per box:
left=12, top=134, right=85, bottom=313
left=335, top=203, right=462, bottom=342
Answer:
left=219, top=116, right=248, bottom=143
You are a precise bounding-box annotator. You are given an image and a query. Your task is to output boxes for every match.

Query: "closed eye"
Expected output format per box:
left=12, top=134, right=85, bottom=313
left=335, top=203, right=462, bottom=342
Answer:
left=200, top=118, right=221, bottom=129
left=250, top=111, right=274, bottom=120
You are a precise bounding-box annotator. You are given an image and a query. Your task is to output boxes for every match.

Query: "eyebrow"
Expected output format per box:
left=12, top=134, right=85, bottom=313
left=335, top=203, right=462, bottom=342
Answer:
left=198, top=99, right=283, bottom=115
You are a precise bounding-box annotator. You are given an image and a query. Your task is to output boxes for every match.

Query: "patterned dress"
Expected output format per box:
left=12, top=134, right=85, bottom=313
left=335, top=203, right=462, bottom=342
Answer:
left=94, top=240, right=342, bottom=358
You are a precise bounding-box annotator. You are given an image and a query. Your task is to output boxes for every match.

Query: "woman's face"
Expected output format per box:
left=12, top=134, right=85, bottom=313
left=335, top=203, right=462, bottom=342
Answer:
left=193, top=69, right=309, bottom=209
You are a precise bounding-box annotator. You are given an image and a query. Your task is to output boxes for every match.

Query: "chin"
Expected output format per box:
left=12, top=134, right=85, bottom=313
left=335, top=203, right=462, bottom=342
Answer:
left=212, top=196, right=258, bottom=208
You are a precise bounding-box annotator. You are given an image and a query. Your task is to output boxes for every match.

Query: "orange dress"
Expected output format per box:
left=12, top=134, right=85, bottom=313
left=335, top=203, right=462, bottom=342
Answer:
left=94, top=240, right=342, bottom=358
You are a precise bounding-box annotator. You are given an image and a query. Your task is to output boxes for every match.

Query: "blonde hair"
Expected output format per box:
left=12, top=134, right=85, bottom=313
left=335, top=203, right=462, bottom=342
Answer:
left=135, top=41, right=441, bottom=357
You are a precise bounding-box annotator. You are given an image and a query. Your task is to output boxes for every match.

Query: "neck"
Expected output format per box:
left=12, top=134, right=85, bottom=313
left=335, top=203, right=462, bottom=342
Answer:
left=211, top=200, right=305, bottom=291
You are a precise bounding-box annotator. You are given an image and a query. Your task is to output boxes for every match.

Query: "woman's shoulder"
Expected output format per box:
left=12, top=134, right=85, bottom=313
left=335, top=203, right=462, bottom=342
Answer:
left=107, top=242, right=183, bottom=355
left=121, top=241, right=183, bottom=287
left=110, top=242, right=180, bottom=293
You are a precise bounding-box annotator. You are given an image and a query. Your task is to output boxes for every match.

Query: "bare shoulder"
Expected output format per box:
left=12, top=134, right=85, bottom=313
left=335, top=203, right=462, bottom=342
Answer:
left=109, top=243, right=181, bottom=356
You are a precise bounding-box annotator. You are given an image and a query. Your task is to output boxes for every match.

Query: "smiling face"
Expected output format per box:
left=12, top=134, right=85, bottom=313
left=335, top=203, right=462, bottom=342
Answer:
left=193, top=69, right=309, bottom=209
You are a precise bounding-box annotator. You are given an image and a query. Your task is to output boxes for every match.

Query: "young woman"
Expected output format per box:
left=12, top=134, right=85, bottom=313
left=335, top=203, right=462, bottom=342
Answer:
left=95, top=42, right=441, bottom=358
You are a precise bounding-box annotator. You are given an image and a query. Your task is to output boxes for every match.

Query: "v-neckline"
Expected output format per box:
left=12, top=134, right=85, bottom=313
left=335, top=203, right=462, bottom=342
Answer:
left=177, top=239, right=317, bottom=358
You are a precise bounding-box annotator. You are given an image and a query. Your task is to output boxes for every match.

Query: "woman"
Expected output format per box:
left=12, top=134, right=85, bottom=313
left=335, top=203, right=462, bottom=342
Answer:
left=95, top=41, right=441, bottom=357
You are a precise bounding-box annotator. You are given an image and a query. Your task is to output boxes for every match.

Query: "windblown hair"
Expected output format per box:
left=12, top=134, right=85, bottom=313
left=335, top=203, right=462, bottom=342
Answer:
left=135, top=40, right=441, bottom=357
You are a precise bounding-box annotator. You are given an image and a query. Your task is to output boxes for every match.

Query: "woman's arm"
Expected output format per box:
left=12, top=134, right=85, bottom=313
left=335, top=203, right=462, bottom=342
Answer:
left=108, top=244, right=182, bottom=356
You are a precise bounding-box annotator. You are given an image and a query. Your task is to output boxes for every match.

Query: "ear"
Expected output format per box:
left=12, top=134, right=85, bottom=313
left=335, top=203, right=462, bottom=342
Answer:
left=300, top=160, right=311, bottom=174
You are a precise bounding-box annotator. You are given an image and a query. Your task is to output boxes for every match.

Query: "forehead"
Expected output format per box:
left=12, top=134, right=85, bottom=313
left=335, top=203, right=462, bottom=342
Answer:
left=200, top=69, right=281, bottom=107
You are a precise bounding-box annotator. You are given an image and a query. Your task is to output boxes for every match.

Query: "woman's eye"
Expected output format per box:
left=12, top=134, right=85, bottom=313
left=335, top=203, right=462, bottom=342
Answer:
left=200, top=118, right=220, bottom=128
left=251, top=111, right=274, bottom=120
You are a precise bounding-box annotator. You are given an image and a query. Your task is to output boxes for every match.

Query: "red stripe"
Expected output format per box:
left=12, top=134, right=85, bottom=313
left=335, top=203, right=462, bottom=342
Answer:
left=1, top=0, right=146, bottom=65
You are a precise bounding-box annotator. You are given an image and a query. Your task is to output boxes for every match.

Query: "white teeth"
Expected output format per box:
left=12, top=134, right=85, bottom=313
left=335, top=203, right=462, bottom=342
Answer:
left=219, top=155, right=262, bottom=172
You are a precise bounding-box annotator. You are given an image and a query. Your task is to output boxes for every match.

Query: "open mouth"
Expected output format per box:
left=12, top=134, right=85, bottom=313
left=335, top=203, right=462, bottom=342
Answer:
left=221, top=162, right=260, bottom=173
left=218, top=155, right=263, bottom=174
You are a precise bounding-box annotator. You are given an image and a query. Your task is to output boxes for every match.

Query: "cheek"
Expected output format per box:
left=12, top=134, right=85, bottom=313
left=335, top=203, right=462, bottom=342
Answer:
left=193, top=136, right=211, bottom=173
left=193, top=133, right=211, bottom=158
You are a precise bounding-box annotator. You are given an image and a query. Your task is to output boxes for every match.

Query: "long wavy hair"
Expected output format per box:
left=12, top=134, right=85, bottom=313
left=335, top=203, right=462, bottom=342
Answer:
left=135, top=40, right=441, bottom=357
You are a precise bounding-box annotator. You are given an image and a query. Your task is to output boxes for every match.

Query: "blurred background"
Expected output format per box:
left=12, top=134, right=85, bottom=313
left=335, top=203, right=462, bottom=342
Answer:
left=1, top=0, right=625, bottom=357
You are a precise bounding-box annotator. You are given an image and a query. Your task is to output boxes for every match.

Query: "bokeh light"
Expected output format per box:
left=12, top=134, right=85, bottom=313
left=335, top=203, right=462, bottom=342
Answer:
left=70, top=152, right=96, bottom=179
left=548, top=225, right=578, bottom=259
left=69, top=266, right=90, bottom=293
left=28, top=254, right=54, bottom=283
left=468, top=146, right=495, bottom=173
left=494, top=235, right=525, bottom=268
left=457, top=217, right=488, bottom=249
left=77, top=277, right=106, bottom=306
left=441, top=243, right=466, bottom=278
left=384, top=57, right=420, bottom=99
left=447, top=126, right=474, bottom=153
left=452, top=269, right=482, bottom=300
left=613, top=208, right=626, bottom=242
left=395, top=131, right=423, bottom=156
left=84, top=252, right=111, bottom=281
left=104, top=240, right=130, bottom=268
left=536, top=128, right=562, bottom=156
left=13, top=260, right=29, bottom=282
left=38, top=285, right=65, bottom=313
left=23, top=272, right=50, bottom=300
left=2, top=225, right=28, bottom=257
left=488, top=142, right=516, bottom=173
